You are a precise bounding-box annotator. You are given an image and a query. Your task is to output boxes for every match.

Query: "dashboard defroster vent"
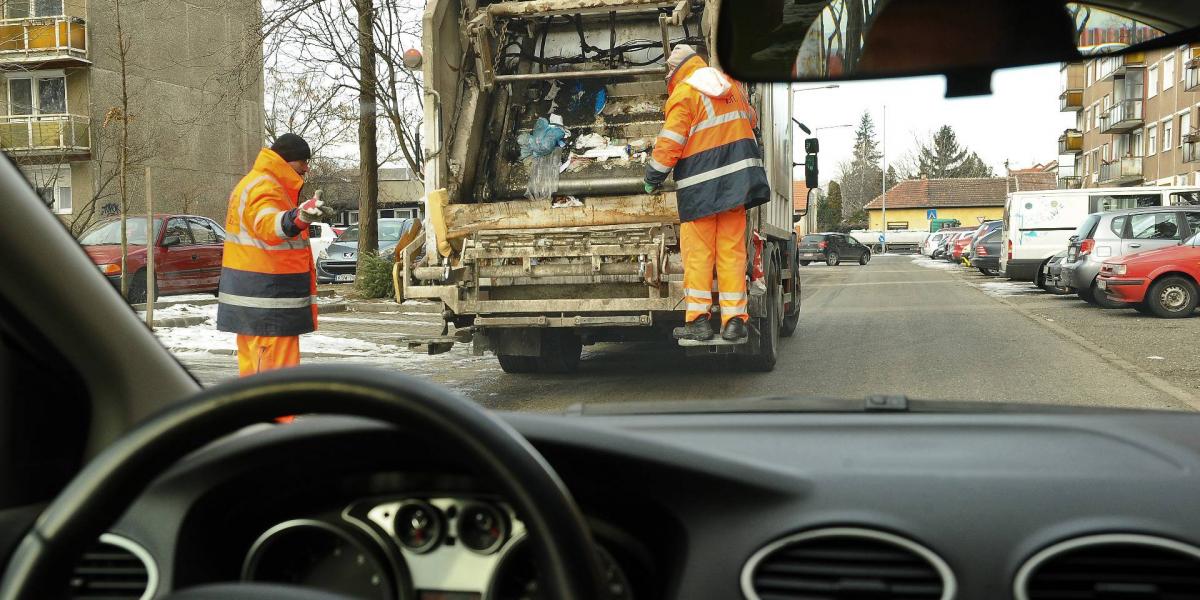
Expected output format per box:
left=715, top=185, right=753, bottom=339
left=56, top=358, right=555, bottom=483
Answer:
left=68, top=534, right=157, bottom=600
left=1016, top=534, right=1200, bottom=600
left=741, top=527, right=955, bottom=599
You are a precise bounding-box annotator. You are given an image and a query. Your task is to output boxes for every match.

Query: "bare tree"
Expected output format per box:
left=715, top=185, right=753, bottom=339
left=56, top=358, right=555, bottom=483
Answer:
left=264, top=68, right=357, bottom=157
left=110, top=0, right=134, bottom=299
left=355, top=0, right=380, bottom=264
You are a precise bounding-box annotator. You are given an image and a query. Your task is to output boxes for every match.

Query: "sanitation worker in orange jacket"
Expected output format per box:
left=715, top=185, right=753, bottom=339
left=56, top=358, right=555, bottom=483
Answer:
left=644, top=45, right=771, bottom=342
left=217, top=133, right=333, bottom=378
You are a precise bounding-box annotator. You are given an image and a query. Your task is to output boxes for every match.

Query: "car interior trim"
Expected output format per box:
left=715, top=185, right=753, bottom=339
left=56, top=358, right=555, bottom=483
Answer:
left=738, top=526, right=957, bottom=600
left=98, top=533, right=158, bottom=600
left=1012, top=532, right=1200, bottom=600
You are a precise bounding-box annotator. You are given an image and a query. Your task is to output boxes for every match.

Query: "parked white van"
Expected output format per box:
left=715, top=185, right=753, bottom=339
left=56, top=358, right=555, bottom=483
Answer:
left=1001, top=187, right=1200, bottom=283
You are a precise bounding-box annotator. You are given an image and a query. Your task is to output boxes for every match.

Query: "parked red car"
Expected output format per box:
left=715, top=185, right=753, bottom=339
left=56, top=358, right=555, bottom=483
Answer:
left=1096, top=236, right=1200, bottom=318
left=79, top=214, right=226, bottom=303
left=950, top=233, right=975, bottom=262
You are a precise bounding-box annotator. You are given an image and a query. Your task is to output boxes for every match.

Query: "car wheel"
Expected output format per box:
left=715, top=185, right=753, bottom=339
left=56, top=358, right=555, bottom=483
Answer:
left=859, top=251, right=871, bottom=265
left=125, top=270, right=156, bottom=304
left=826, top=252, right=840, bottom=266
left=799, top=260, right=811, bottom=266
left=1133, top=302, right=1155, bottom=315
left=1145, top=276, right=1199, bottom=318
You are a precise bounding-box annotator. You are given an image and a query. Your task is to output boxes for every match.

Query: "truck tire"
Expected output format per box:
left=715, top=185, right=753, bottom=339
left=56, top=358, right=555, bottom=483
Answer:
left=497, top=354, right=538, bottom=374
left=742, top=257, right=780, bottom=372
left=1145, top=276, right=1199, bottom=318
left=781, top=251, right=800, bottom=338
left=536, top=330, right=583, bottom=373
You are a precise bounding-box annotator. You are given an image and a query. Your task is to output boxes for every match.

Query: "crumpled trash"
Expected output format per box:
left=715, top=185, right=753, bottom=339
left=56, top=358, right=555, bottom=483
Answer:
left=552, top=196, right=585, bottom=208
left=526, top=147, right=562, bottom=201
left=517, top=116, right=567, bottom=160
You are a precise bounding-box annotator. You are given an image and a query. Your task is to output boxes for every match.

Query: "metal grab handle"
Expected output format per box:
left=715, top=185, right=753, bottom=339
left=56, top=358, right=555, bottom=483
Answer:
left=1129, top=243, right=1142, bottom=248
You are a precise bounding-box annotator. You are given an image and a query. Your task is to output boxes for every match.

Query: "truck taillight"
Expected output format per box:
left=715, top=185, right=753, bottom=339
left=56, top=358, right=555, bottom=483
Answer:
left=1079, top=239, right=1095, bottom=255
left=818, top=241, right=827, bottom=249
left=1007, top=239, right=1012, bottom=261
left=975, top=246, right=987, bottom=256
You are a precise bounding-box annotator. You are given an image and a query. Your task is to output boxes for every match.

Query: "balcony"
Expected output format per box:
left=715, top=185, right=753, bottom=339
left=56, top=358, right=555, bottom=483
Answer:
left=1058, top=129, right=1083, bottom=154
left=0, top=16, right=88, bottom=66
left=1060, top=62, right=1084, bottom=111
left=0, top=114, right=90, bottom=160
left=1098, top=156, right=1144, bottom=186
left=1185, top=133, right=1200, bottom=163
left=1098, top=52, right=1145, bottom=81
left=1057, top=176, right=1083, bottom=189
left=1099, top=99, right=1143, bottom=133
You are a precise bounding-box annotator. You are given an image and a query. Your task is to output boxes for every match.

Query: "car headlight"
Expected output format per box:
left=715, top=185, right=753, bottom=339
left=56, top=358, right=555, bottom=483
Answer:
left=98, top=263, right=121, bottom=275
left=1111, top=264, right=1127, bottom=276
left=318, top=249, right=329, bottom=260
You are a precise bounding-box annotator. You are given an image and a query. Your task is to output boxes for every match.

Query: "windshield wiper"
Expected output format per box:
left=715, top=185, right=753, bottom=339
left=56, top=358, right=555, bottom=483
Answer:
left=563, top=395, right=1153, bottom=416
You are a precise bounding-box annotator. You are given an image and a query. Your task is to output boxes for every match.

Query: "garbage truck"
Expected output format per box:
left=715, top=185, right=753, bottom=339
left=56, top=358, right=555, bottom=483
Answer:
left=397, top=0, right=805, bottom=373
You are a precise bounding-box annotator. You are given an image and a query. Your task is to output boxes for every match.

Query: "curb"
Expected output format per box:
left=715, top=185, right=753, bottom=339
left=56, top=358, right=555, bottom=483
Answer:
left=348, top=303, right=408, bottom=313
left=197, top=348, right=400, bottom=359
left=150, top=315, right=210, bottom=328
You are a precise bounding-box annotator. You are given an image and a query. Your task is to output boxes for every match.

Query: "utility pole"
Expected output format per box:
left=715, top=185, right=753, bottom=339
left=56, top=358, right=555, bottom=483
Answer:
left=881, top=104, right=887, bottom=250
left=145, top=167, right=155, bottom=329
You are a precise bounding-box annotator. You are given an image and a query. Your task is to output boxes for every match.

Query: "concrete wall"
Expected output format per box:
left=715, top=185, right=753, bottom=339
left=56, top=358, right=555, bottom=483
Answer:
left=70, top=0, right=263, bottom=229
left=868, top=206, right=1003, bottom=231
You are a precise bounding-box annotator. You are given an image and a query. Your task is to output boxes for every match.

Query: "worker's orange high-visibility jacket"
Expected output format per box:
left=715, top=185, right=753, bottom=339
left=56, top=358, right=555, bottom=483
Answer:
left=216, top=148, right=317, bottom=336
left=644, top=53, right=770, bottom=222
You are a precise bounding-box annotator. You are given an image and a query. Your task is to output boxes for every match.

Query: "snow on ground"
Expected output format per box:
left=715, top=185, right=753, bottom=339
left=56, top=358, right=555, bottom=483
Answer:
left=140, top=303, right=218, bottom=320
left=157, top=293, right=217, bottom=302
left=153, top=324, right=405, bottom=357
left=318, top=315, right=440, bottom=328
left=911, top=257, right=961, bottom=270
left=973, top=281, right=1043, bottom=298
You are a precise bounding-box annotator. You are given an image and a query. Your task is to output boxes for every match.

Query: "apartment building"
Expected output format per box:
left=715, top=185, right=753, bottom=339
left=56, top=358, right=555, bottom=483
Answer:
left=0, top=0, right=264, bottom=234
left=1059, top=41, right=1200, bottom=189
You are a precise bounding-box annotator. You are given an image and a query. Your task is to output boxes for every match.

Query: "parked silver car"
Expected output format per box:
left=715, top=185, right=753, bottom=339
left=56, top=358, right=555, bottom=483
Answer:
left=1061, top=206, right=1200, bottom=307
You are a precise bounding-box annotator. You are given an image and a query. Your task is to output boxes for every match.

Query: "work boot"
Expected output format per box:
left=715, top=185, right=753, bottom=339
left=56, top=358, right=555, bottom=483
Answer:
left=673, top=315, right=715, bottom=341
left=721, top=318, right=748, bottom=342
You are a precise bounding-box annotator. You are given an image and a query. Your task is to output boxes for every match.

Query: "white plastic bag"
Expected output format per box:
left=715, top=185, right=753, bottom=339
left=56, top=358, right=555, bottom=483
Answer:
left=526, top=147, right=562, bottom=201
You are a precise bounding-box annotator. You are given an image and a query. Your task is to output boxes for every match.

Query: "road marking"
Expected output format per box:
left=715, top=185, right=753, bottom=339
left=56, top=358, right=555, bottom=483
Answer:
left=806, top=279, right=958, bottom=288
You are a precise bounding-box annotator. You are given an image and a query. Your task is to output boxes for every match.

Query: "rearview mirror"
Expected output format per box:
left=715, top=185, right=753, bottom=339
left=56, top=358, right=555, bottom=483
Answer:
left=804, top=154, right=819, bottom=189
left=718, top=0, right=1170, bottom=95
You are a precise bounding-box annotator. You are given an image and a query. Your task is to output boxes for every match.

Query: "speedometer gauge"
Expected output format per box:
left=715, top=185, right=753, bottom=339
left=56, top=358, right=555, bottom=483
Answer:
left=243, top=519, right=393, bottom=600
left=457, top=503, right=509, bottom=555
left=394, top=500, right=446, bottom=553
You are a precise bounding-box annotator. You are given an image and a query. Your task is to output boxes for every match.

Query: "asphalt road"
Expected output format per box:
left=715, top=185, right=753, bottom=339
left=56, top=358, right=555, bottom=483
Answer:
left=180, top=255, right=1200, bottom=413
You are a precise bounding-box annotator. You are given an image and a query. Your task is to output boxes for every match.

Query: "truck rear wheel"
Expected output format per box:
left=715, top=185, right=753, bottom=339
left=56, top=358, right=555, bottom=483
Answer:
left=497, top=354, right=539, bottom=374
left=537, top=330, right=583, bottom=373
left=742, top=257, right=780, bottom=372
left=781, top=250, right=800, bottom=338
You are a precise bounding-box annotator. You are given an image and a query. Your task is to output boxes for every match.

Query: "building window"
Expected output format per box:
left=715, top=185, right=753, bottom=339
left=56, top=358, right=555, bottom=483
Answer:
left=1087, top=63, right=1094, bottom=85
left=1149, top=65, right=1159, bottom=97
left=1093, top=105, right=1101, bottom=129
left=29, top=167, right=71, bottom=214
left=1132, top=129, right=1143, bottom=157
left=1164, top=119, right=1174, bottom=152
left=1182, top=112, right=1192, bottom=147
left=6, top=74, right=67, bottom=115
left=1164, top=55, right=1176, bottom=90
left=1148, top=124, right=1158, bottom=155
left=4, top=0, right=65, bottom=18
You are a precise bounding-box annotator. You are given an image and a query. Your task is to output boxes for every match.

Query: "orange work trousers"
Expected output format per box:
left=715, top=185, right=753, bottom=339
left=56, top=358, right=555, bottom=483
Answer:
left=681, top=205, right=748, bottom=326
left=237, top=335, right=300, bottom=377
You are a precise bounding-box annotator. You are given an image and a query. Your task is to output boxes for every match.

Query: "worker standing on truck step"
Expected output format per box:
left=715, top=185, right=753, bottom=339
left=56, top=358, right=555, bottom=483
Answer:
left=643, top=45, right=771, bottom=342
left=217, top=133, right=334, bottom=388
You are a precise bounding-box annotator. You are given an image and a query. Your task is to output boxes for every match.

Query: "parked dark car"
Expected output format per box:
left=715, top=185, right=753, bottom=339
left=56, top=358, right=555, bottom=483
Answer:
left=971, top=230, right=1002, bottom=275
left=798, top=232, right=871, bottom=266
left=1040, top=250, right=1073, bottom=294
left=80, top=214, right=226, bottom=303
left=317, top=218, right=417, bottom=283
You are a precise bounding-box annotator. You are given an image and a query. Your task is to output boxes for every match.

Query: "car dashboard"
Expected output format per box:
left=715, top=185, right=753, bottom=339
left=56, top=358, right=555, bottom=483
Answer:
left=89, top=408, right=1200, bottom=599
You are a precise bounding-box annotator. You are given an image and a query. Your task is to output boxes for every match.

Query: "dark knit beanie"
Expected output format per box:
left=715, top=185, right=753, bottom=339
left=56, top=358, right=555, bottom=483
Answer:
left=271, top=133, right=311, bottom=163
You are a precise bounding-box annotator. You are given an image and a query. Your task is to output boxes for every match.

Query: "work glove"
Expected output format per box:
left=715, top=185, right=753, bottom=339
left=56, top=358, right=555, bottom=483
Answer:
left=298, top=191, right=335, bottom=224
left=644, top=181, right=660, bottom=194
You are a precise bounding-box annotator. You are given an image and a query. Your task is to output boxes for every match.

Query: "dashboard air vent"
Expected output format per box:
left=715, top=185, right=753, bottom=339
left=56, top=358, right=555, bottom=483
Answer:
left=1016, top=534, right=1200, bottom=600
left=742, top=527, right=955, bottom=600
left=68, top=534, right=156, bottom=600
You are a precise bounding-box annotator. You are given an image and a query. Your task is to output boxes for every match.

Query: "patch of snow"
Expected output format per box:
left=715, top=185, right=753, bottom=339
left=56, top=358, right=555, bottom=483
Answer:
left=1147, top=355, right=1165, bottom=360
left=974, top=281, right=1043, bottom=297
left=153, top=323, right=405, bottom=357
left=910, top=257, right=961, bottom=271
left=159, top=293, right=218, bottom=302
left=140, top=303, right=218, bottom=321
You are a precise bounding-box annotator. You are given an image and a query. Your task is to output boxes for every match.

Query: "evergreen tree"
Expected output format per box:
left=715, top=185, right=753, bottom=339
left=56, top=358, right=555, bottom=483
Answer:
left=819, top=181, right=843, bottom=231
left=916, top=125, right=995, bottom=178
left=839, top=110, right=884, bottom=218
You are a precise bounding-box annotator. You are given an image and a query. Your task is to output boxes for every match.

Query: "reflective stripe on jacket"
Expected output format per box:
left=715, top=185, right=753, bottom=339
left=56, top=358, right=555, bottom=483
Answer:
left=216, top=148, right=317, bottom=336
left=645, top=54, right=770, bottom=223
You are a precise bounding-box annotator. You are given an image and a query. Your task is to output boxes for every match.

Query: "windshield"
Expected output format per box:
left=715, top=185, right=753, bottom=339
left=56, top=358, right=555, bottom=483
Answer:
left=79, top=218, right=162, bottom=246
left=335, top=220, right=408, bottom=244
left=26, top=0, right=1200, bottom=420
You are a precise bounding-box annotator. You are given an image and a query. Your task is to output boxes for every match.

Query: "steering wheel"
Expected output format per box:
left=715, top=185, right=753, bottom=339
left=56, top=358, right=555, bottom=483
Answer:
left=0, top=366, right=605, bottom=600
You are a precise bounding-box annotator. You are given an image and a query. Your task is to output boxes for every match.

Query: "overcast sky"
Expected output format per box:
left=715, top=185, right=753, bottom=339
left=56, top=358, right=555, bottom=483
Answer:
left=791, top=63, right=1076, bottom=185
